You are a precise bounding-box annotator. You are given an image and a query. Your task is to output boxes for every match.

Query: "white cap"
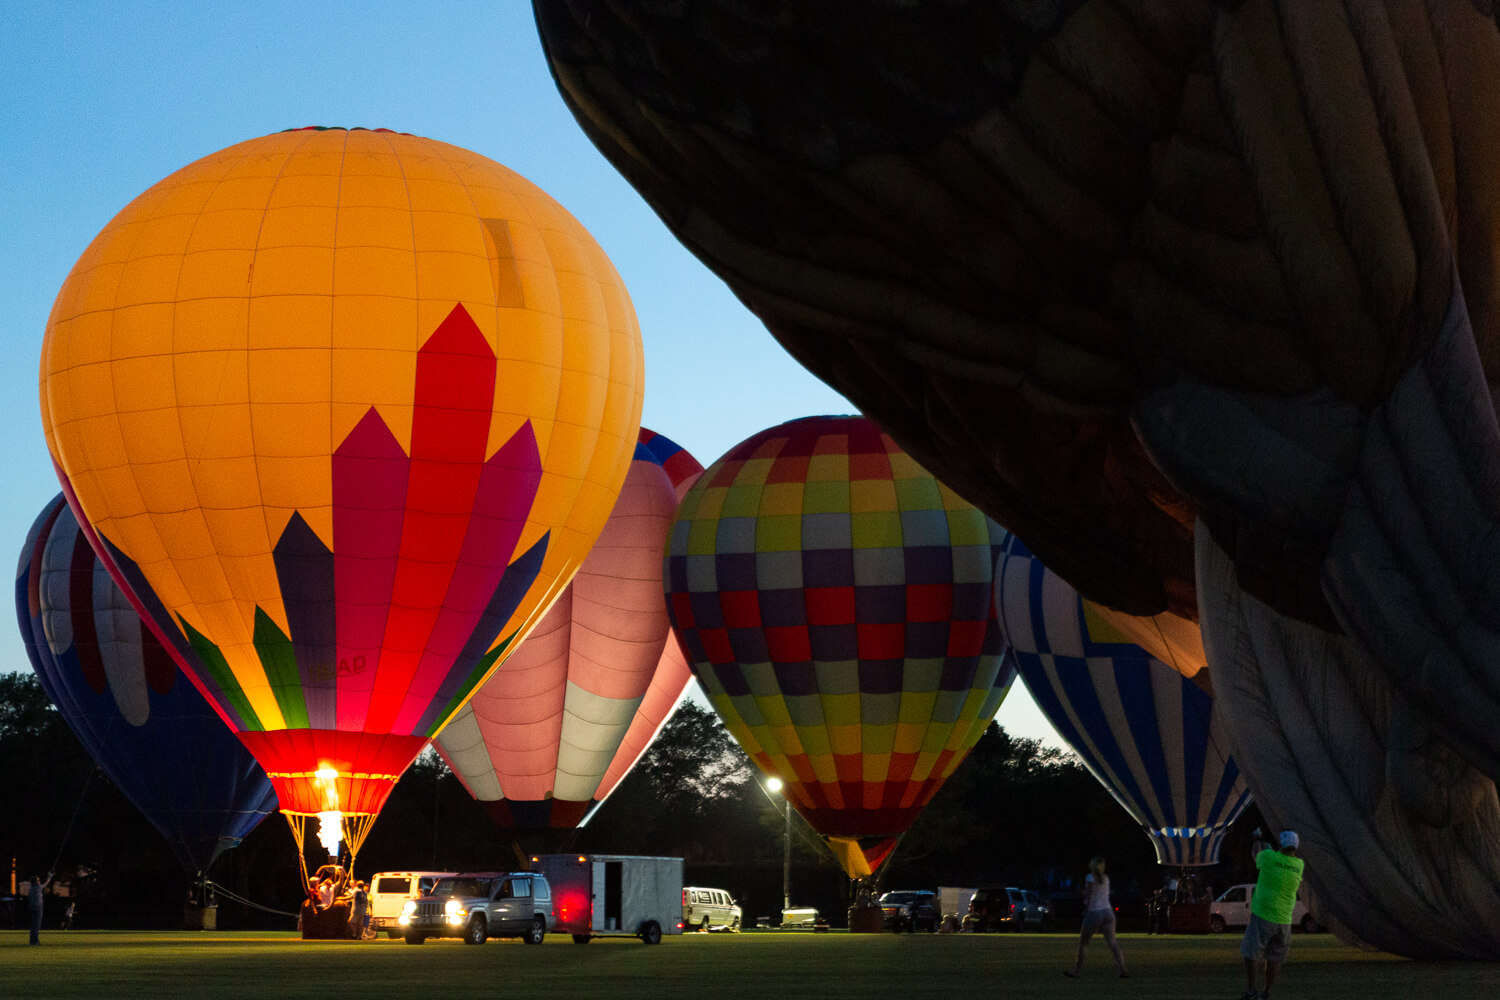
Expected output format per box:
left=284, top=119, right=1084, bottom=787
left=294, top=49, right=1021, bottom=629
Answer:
left=1279, top=830, right=1299, bottom=850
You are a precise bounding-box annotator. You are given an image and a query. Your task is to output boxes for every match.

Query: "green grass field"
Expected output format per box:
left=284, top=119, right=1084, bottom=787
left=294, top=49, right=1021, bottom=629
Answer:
left=3, top=929, right=1497, bottom=999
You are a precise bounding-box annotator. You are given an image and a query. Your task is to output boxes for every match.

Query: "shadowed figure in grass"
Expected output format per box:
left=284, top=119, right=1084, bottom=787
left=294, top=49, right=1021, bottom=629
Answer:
left=1064, top=856, right=1127, bottom=979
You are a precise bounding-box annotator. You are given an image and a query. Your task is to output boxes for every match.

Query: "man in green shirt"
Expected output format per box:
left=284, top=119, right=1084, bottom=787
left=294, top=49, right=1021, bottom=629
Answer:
left=1240, top=830, right=1305, bottom=1000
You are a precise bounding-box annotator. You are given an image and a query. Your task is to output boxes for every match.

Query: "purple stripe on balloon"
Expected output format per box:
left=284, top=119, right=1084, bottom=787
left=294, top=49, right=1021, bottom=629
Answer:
left=939, top=654, right=982, bottom=692
left=727, top=626, right=769, bottom=665
left=772, top=660, right=820, bottom=697
left=903, top=546, right=953, bottom=585
left=858, top=659, right=905, bottom=695
left=904, top=621, right=951, bottom=660
left=689, top=591, right=725, bottom=629
left=949, top=580, right=994, bottom=620
left=802, top=548, right=854, bottom=588
left=808, top=623, right=858, bottom=661
left=713, top=661, right=751, bottom=697
left=665, top=553, right=689, bottom=592
left=757, top=588, right=806, bottom=627
left=854, top=584, right=906, bottom=624
left=713, top=551, right=758, bottom=591
left=272, top=512, right=338, bottom=729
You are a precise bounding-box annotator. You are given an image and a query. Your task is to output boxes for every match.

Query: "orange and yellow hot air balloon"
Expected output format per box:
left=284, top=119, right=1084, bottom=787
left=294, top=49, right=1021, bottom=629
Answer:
left=38, top=127, right=644, bottom=862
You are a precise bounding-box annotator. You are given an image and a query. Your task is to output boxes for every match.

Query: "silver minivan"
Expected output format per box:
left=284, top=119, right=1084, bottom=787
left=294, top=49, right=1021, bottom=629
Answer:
left=682, top=886, right=742, bottom=932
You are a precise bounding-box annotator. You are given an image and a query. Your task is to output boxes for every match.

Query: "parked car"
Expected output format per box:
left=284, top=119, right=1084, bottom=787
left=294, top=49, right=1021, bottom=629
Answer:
left=683, top=887, right=741, bottom=932
left=400, top=872, right=552, bottom=945
left=367, top=871, right=455, bottom=938
left=962, top=886, right=1047, bottom=932
left=1209, top=883, right=1319, bottom=934
left=879, top=890, right=939, bottom=933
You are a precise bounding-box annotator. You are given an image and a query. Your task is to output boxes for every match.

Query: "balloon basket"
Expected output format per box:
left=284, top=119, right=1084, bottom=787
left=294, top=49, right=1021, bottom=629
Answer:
left=848, top=902, right=884, bottom=934
left=183, top=904, right=217, bottom=931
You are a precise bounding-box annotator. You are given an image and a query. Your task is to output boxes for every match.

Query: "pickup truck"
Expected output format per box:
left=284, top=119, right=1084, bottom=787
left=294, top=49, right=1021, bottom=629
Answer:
left=399, top=872, right=553, bottom=945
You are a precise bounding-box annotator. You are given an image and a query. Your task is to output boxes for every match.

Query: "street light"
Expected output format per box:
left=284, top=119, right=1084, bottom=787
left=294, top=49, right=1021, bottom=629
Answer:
left=766, top=777, right=790, bottom=912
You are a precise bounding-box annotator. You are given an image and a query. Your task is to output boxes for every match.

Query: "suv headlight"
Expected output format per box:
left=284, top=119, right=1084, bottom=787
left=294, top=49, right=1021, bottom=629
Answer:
left=445, top=899, right=465, bottom=916
left=401, top=900, right=416, bottom=916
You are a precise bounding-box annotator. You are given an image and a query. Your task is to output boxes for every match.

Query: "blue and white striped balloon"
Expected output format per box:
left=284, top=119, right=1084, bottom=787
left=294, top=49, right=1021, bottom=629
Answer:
left=995, top=538, right=1251, bottom=866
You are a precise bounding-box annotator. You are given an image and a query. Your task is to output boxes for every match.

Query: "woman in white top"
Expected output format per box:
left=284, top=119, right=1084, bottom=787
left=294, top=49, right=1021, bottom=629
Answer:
left=1064, top=856, right=1128, bottom=978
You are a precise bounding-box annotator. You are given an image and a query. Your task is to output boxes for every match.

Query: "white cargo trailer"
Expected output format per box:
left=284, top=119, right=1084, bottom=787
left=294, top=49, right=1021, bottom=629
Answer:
left=532, top=853, right=685, bottom=944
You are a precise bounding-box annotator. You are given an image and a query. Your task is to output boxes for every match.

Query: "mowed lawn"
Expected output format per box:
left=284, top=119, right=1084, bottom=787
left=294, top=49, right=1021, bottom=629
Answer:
left=3, top=929, right=1498, bottom=999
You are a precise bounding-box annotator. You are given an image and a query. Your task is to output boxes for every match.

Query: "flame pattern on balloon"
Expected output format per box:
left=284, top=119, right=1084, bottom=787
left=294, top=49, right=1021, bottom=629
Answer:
left=995, top=537, right=1251, bottom=866
left=664, top=415, right=1014, bottom=875
left=434, top=428, right=702, bottom=827
left=17, top=495, right=278, bottom=873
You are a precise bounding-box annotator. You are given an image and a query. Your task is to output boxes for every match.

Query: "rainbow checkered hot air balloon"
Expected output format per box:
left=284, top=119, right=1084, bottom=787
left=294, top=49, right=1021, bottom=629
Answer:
left=434, top=428, right=703, bottom=828
left=38, top=128, right=644, bottom=864
left=995, top=537, right=1252, bottom=866
left=663, top=415, right=1015, bottom=877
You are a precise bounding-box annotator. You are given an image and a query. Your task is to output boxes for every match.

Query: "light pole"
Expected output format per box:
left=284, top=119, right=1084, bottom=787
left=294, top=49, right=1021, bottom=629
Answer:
left=767, top=777, right=790, bottom=912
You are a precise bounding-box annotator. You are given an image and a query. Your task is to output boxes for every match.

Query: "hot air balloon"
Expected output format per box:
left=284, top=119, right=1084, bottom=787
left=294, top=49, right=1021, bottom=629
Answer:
left=533, top=2, right=1500, bottom=956
left=995, top=537, right=1251, bottom=867
left=38, top=127, right=645, bottom=873
left=434, top=427, right=703, bottom=827
left=16, top=494, right=278, bottom=876
left=663, top=415, right=1015, bottom=878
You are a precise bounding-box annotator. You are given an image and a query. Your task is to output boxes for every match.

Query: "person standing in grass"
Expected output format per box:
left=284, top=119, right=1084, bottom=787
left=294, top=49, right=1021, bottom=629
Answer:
left=1240, top=830, right=1306, bottom=1000
left=27, top=872, right=52, bottom=945
left=1063, top=856, right=1128, bottom=979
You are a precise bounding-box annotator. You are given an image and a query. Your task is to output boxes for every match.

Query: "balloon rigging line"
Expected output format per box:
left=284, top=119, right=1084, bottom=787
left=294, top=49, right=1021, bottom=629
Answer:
left=49, top=761, right=101, bottom=880
left=202, top=879, right=299, bottom=918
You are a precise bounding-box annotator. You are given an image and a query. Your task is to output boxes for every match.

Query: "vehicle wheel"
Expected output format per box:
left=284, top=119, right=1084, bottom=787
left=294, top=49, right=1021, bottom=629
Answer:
left=1301, top=914, right=1320, bottom=934
left=640, top=920, right=662, bottom=945
left=701, top=916, right=711, bottom=932
left=464, top=916, right=487, bottom=945
left=523, top=916, right=545, bottom=945
left=730, top=916, right=741, bottom=933
left=1209, top=915, right=1226, bottom=934
left=404, top=932, right=426, bottom=945
left=572, top=934, right=592, bottom=944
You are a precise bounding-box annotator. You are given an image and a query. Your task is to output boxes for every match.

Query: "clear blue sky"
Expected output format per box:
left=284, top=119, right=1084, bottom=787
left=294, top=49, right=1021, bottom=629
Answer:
left=0, top=1, right=1060, bottom=746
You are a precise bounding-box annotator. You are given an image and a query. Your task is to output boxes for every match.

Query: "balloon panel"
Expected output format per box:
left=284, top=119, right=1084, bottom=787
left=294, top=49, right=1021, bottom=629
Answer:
left=996, top=538, right=1251, bottom=865
left=433, top=428, right=702, bottom=827
left=39, top=128, right=645, bottom=814
left=16, top=495, right=277, bottom=873
left=664, top=415, right=1015, bottom=840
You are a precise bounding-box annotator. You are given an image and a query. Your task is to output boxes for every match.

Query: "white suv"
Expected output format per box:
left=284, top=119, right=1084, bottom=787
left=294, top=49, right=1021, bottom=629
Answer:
left=682, top=887, right=741, bottom=932
left=368, top=872, right=455, bottom=938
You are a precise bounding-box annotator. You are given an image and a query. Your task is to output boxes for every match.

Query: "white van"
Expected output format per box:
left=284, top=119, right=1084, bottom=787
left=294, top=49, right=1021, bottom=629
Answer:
left=682, top=886, right=741, bottom=932
left=1209, top=883, right=1319, bottom=933
left=368, top=871, right=456, bottom=938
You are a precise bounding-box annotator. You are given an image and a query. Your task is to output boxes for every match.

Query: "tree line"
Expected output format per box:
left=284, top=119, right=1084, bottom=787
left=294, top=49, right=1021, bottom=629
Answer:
left=1, top=672, right=1263, bottom=929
